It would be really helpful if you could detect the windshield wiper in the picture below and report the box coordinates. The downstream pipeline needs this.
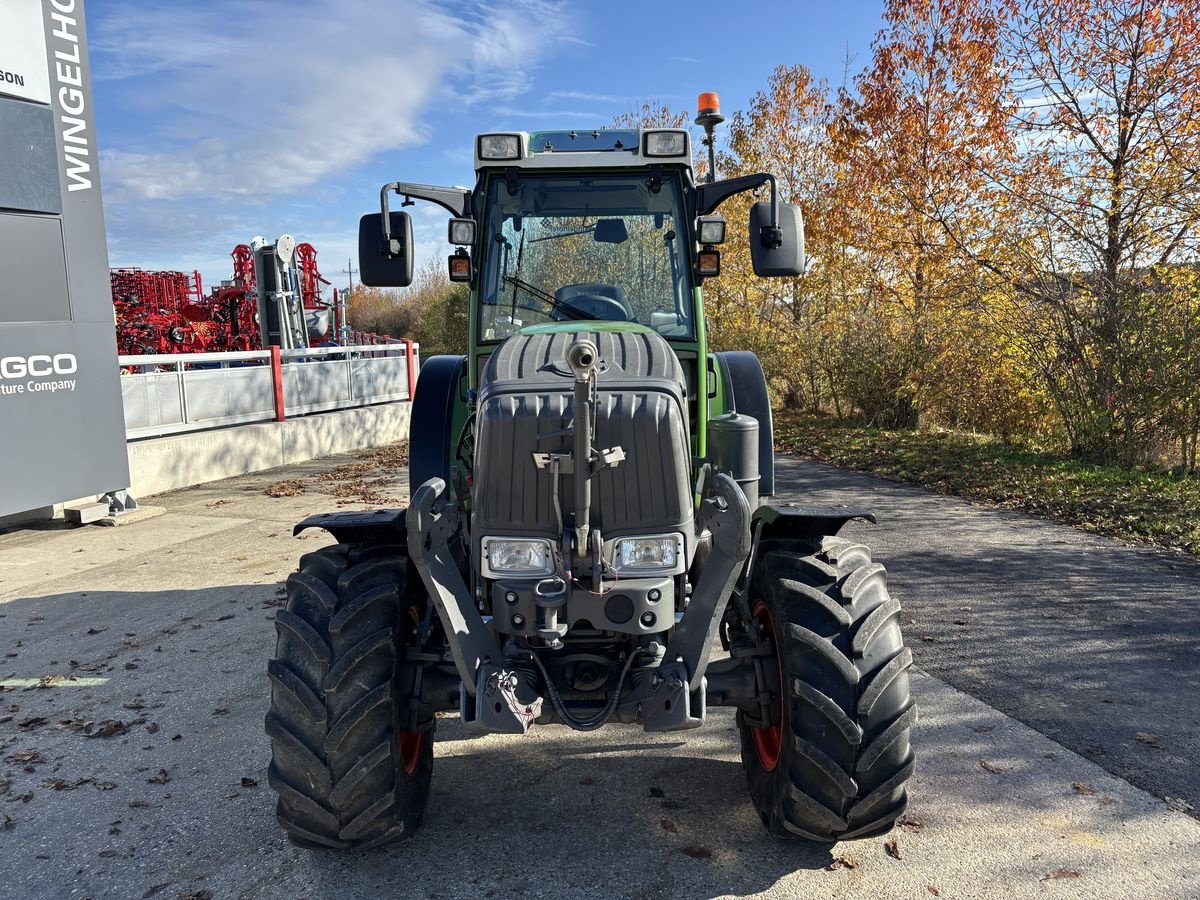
[502,275,597,321]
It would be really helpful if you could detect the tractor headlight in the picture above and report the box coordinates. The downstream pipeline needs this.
[483,537,553,577]
[477,133,522,161]
[643,130,688,158]
[613,534,683,574]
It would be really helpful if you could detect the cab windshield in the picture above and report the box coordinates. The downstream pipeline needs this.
[478,172,694,342]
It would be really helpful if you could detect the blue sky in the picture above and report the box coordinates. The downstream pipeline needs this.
[88,0,885,294]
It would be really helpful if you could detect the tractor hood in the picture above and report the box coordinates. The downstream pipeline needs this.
[471,328,693,543]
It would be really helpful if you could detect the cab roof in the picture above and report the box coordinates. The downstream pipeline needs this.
[473,128,692,172]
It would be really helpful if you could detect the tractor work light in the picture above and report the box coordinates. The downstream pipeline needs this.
[448,251,472,282]
[448,218,476,245]
[697,249,721,277]
[614,535,683,574]
[697,216,727,245]
[483,537,554,577]
[643,130,688,158]
[478,133,522,160]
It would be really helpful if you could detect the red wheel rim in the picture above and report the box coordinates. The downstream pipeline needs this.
[750,600,783,772]
[398,731,424,776]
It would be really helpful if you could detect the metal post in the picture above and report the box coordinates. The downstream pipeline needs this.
[270,346,286,422]
[401,338,417,399]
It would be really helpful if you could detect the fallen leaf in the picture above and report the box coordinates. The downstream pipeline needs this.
[1041,869,1081,881]
[827,855,859,871]
[17,717,48,730]
[87,627,106,635]
[146,723,160,734]
[141,884,171,899]
[1,814,12,830]
[952,619,969,626]
[1135,732,1160,747]
[86,720,130,738]
[147,769,170,785]
[897,814,923,832]
[648,786,665,798]
[178,891,213,900]
[211,708,229,716]
[4,750,45,766]
[240,777,257,788]
[1071,782,1095,796]
[884,837,902,859]
[265,480,305,498]
[578,777,594,785]
[215,615,234,622]
[980,760,1004,774]
[679,845,712,860]
[927,887,941,897]
[94,781,117,791]
[660,819,678,833]
[128,800,152,809]
[43,777,88,791]
[205,499,232,508]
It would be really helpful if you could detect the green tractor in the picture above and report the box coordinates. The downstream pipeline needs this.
[265,99,915,849]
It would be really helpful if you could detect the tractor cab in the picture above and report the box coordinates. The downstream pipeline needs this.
[358,119,804,477]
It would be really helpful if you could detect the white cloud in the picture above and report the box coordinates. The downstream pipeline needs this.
[93,0,573,202]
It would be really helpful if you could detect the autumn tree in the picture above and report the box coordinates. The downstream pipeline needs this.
[993,0,1200,463]
[835,0,1017,427]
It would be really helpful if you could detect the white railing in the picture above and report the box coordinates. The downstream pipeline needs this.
[119,342,418,440]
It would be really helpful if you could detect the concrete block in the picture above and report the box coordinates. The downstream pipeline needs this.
[63,501,110,525]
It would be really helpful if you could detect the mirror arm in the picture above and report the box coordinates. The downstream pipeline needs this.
[379,182,472,255]
[695,173,781,249]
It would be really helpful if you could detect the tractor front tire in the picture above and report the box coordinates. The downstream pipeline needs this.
[739,537,916,842]
[266,544,433,849]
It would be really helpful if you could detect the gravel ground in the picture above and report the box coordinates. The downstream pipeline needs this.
[0,450,1197,899]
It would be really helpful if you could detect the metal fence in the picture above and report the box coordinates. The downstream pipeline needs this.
[119,343,418,440]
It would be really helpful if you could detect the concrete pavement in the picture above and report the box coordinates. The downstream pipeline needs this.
[0,449,1197,899]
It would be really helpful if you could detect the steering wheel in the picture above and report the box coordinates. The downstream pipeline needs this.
[550,293,630,322]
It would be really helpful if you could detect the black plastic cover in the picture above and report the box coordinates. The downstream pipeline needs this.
[472,328,693,540]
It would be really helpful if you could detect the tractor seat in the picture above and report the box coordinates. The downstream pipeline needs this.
[555,282,634,321]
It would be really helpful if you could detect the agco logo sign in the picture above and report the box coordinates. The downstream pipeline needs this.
[0,354,79,396]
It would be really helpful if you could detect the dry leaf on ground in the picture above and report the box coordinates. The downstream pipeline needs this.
[264,480,305,498]
[1041,869,1081,881]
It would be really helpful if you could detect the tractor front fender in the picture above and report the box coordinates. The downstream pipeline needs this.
[751,503,877,544]
[292,507,407,544]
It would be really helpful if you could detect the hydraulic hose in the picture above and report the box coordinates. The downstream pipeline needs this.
[528,647,640,732]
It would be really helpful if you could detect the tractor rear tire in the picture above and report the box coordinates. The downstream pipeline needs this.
[266,543,433,849]
[739,537,916,842]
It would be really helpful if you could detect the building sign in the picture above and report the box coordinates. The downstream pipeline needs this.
[0,0,51,104]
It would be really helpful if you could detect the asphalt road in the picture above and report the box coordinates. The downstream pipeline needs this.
[773,457,1200,818]
[0,450,1197,899]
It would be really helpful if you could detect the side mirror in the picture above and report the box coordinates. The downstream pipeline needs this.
[358,211,414,287]
[749,201,805,277]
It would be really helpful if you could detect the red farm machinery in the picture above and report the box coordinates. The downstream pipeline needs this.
[112,237,393,357]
